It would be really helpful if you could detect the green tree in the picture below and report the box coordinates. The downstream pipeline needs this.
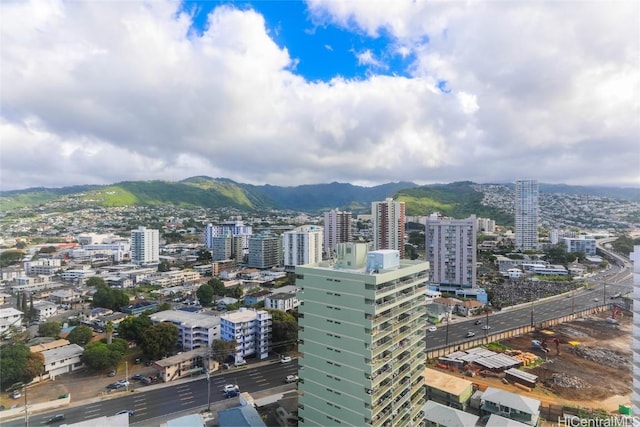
[196,283,215,306]
[0,342,33,390]
[266,309,298,353]
[141,322,179,360]
[105,321,114,345]
[82,342,113,370]
[86,277,107,287]
[210,339,237,364]
[67,325,93,346]
[25,351,45,380]
[38,321,62,338]
[92,284,131,311]
[157,302,171,311]
[230,285,244,299]
[117,314,152,342]
[0,250,25,268]
[21,292,28,314]
[207,278,226,295]
[197,249,212,262]
[157,261,171,272]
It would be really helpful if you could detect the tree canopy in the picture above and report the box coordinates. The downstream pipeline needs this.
[92,284,130,311]
[141,322,179,360]
[86,276,107,287]
[196,283,215,306]
[117,314,152,342]
[0,342,43,390]
[38,321,62,338]
[67,325,93,346]
[210,339,237,363]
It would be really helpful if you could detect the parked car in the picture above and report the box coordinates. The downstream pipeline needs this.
[280,356,292,364]
[116,409,135,417]
[10,390,21,399]
[427,326,437,332]
[46,414,65,424]
[115,380,129,387]
[223,384,239,393]
[285,375,299,383]
[234,360,247,367]
[131,374,145,381]
[108,370,117,377]
[106,382,125,390]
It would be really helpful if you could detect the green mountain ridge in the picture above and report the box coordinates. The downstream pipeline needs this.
[1,177,638,227]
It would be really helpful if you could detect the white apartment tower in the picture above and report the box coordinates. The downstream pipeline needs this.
[297,243,428,427]
[372,198,406,258]
[323,208,353,257]
[130,226,159,266]
[247,232,282,269]
[425,213,477,290]
[515,179,539,251]
[283,225,323,271]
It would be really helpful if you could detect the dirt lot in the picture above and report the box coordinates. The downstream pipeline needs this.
[431,308,632,413]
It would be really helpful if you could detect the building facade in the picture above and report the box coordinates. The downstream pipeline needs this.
[130,226,160,266]
[562,236,597,256]
[515,180,539,251]
[323,208,353,257]
[297,243,428,427]
[283,225,323,271]
[150,310,221,351]
[247,232,282,269]
[372,198,406,258]
[631,245,640,416]
[220,308,272,363]
[425,213,477,290]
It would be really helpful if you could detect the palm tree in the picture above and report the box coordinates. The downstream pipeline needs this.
[105,321,114,345]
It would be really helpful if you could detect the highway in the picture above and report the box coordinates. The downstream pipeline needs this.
[4,361,299,427]
[427,250,633,351]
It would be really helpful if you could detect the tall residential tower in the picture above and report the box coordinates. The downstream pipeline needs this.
[283,225,323,271]
[323,208,353,257]
[130,226,159,266]
[425,213,477,291]
[297,243,428,426]
[372,198,406,258]
[515,179,539,251]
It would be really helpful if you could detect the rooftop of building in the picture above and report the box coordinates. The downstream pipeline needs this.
[423,368,473,396]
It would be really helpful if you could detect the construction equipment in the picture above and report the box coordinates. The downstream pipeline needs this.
[531,337,560,355]
[606,306,622,324]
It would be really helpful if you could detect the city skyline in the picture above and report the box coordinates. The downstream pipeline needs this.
[1,1,638,191]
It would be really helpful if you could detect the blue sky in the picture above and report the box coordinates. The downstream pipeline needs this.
[0,1,638,190]
[183,1,414,81]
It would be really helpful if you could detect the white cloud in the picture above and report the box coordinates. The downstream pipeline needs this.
[0,0,638,191]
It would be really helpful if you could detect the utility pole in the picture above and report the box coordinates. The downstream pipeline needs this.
[125,361,129,392]
[207,348,212,412]
[24,384,28,427]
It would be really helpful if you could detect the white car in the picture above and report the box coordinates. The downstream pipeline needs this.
[427,326,437,332]
[115,380,130,387]
[223,384,239,393]
[280,356,292,364]
[285,375,299,383]
[482,325,491,330]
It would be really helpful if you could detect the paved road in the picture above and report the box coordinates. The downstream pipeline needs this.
[3,361,299,426]
[426,260,633,350]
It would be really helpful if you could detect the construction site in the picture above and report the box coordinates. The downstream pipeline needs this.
[429,303,632,419]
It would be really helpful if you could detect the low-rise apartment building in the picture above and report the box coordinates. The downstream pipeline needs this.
[150,310,221,351]
[220,308,271,364]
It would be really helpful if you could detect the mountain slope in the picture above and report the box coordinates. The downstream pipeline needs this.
[397,181,514,224]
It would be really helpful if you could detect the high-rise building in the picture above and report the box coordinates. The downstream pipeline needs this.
[282,225,323,271]
[515,179,539,251]
[204,221,252,258]
[372,198,406,258]
[631,245,640,416]
[210,233,246,263]
[247,231,282,269]
[297,243,428,427]
[323,208,353,257]
[425,213,477,290]
[130,226,159,266]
